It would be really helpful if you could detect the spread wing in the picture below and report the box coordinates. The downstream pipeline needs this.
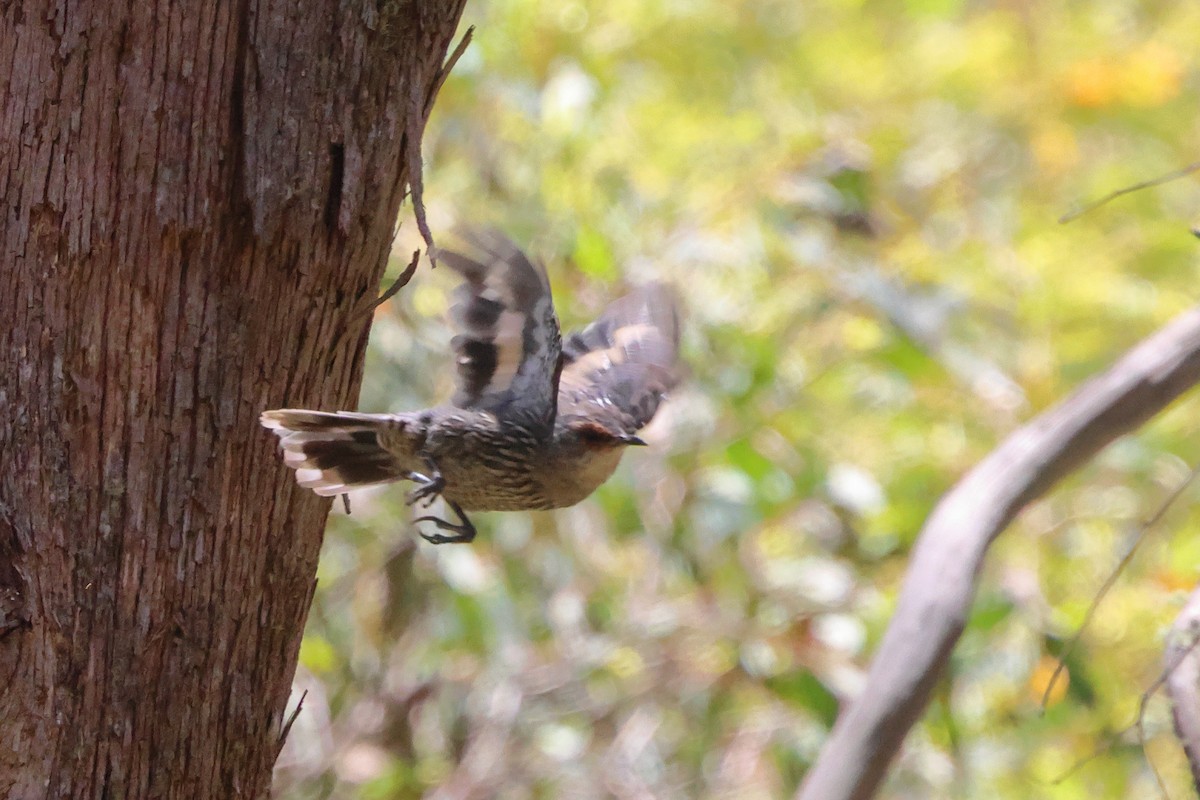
[434,229,562,422]
[556,283,682,436]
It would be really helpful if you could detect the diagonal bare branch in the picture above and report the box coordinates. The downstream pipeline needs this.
[797,306,1200,800]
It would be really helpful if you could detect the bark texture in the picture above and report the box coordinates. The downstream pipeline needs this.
[0,1,466,797]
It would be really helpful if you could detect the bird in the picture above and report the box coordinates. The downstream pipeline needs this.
[261,229,681,544]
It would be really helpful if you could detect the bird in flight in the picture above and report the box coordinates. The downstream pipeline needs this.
[261,229,681,544]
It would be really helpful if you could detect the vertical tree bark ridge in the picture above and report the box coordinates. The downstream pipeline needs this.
[0,2,467,797]
[796,307,1200,800]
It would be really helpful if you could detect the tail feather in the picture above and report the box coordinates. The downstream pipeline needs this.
[261,409,415,496]
[283,438,382,469]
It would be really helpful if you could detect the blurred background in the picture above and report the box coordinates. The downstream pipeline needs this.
[276,1,1200,797]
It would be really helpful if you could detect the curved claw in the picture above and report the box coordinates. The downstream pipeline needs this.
[413,500,476,545]
[405,469,445,508]
[418,529,466,545]
[406,483,441,508]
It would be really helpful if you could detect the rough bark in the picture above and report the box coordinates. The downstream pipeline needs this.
[796,307,1200,800]
[0,2,466,797]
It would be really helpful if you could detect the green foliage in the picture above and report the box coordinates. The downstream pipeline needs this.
[276,1,1200,798]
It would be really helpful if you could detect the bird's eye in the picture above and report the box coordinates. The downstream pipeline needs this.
[574,424,616,445]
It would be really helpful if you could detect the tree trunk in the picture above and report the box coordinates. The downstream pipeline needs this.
[0,2,466,796]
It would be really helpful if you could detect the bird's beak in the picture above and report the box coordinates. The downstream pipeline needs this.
[623,435,648,447]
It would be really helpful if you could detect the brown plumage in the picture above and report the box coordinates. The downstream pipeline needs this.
[261,229,681,544]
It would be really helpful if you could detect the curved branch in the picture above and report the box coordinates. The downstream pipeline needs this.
[797,306,1200,800]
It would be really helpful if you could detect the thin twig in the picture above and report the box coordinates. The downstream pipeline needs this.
[425,25,474,117]
[1051,735,1125,784]
[1041,463,1200,708]
[1166,585,1200,790]
[1136,641,1196,800]
[1049,631,1200,787]
[1060,161,1200,224]
[405,25,472,266]
[276,688,309,756]
[351,249,421,327]
[405,81,436,261]
[1140,630,1200,736]
[332,249,421,355]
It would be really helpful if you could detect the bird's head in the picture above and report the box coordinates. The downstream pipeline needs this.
[563,420,647,451]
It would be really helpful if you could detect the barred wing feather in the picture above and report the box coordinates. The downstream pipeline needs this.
[435,229,562,424]
[557,283,682,436]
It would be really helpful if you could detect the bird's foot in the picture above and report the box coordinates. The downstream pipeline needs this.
[415,500,476,545]
[405,469,444,508]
